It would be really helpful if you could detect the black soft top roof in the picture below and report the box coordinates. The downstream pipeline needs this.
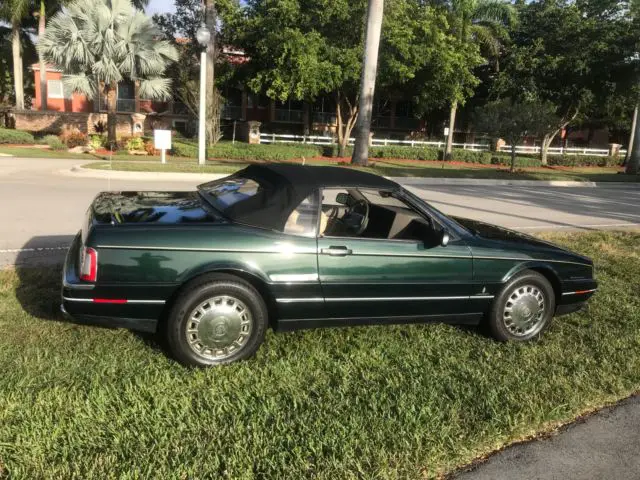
[198,164,398,231]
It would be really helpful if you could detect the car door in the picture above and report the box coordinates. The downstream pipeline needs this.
[317,188,475,321]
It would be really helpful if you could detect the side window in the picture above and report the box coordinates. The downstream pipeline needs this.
[283,192,320,237]
[320,187,440,243]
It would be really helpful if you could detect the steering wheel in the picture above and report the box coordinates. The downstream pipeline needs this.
[339,199,369,236]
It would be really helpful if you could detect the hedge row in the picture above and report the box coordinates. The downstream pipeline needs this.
[322,144,623,168]
[0,128,35,145]
[172,141,323,161]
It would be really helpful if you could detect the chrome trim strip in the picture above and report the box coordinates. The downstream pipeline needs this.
[277,295,494,303]
[562,288,597,296]
[270,273,319,282]
[128,299,166,304]
[62,296,92,303]
[276,297,324,303]
[95,245,316,254]
[326,296,470,302]
[62,297,165,304]
[472,256,593,267]
[63,279,95,290]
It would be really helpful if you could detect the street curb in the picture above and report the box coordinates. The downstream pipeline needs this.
[64,164,226,182]
[64,164,637,188]
[388,177,636,188]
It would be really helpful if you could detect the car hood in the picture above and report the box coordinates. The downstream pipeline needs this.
[90,191,223,225]
[452,216,592,264]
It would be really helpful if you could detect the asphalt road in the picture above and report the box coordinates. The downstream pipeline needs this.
[454,394,640,480]
[1,156,639,266]
[1,156,639,478]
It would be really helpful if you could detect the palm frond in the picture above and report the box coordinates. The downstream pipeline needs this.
[470,24,501,58]
[138,77,172,100]
[62,73,98,96]
[473,0,516,27]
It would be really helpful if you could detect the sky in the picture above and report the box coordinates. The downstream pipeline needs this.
[146,0,176,15]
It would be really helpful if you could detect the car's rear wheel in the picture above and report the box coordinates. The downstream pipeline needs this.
[165,274,268,367]
[488,270,555,342]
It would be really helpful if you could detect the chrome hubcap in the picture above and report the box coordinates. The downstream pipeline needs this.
[503,285,546,337]
[185,296,252,360]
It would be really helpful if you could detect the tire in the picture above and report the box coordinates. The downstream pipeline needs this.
[488,270,556,342]
[165,273,268,367]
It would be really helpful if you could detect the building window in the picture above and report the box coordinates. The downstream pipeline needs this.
[47,80,64,99]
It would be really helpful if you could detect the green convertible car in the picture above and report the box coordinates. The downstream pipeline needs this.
[62,164,597,367]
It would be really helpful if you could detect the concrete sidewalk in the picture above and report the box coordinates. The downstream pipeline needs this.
[455,394,640,480]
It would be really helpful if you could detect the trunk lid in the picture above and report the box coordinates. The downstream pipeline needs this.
[86,191,222,232]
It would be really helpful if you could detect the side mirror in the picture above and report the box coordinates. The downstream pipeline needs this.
[441,231,450,247]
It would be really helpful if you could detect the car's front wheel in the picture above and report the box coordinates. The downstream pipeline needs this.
[165,274,268,367]
[488,270,556,342]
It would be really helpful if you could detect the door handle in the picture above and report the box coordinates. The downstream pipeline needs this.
[321,246,352,256]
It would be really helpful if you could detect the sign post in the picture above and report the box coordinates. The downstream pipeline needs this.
[154,129,172,164]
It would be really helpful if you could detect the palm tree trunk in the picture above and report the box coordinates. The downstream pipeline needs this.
[107,82,117,148]
[510,144,516,173]
[205,0,216,145]
[38,0,47,110]
[351,0,384,166]
[445,100,457,160]
[11,18,24,110]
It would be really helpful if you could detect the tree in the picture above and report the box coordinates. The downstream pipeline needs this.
[0,0,35,110]
[494,0,636,165]
[239,0,454,157]
[474,98,557,172]
[39,0,178,146]
[154,0,239,144]
[0,23,36,108]
[443,0,516,160]
[351,0,384,166]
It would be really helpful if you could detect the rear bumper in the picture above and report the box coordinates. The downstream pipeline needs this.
[61,232,160,333]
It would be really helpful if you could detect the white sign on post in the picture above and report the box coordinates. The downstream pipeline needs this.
[443,127,450,136]
[154,129,172,164]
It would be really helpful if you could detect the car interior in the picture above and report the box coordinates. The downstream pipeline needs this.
[283,188,446,247]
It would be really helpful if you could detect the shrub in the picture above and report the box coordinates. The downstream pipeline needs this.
[59,130,88,148]
[0,128,35,145]
[89,134,107,150]
[125,136,145,151]
[547,154,622,168]
[171,140,322,161]
[144,139,158,156]
[322,144,442,160]
[450,149,492,164]
[43,135,66,151]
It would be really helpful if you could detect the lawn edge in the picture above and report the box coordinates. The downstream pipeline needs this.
[441,389,640,479]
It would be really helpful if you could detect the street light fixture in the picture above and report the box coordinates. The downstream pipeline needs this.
[196,24,211,166]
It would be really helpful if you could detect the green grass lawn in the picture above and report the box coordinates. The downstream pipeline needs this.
[1,231,639,479]
[83,158,639,182]
[2,145,638,182]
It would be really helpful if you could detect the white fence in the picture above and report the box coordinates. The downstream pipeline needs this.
[259,133,626,157]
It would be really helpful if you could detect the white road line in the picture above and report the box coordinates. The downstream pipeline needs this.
[0,246,69,253]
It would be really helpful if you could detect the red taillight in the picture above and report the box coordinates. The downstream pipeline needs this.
[80,247,98,282]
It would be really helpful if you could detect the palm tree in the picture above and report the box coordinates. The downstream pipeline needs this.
[0,0,33,110]
[444,0,515,159]
[36,1,148,108]
[38,0,178,146]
